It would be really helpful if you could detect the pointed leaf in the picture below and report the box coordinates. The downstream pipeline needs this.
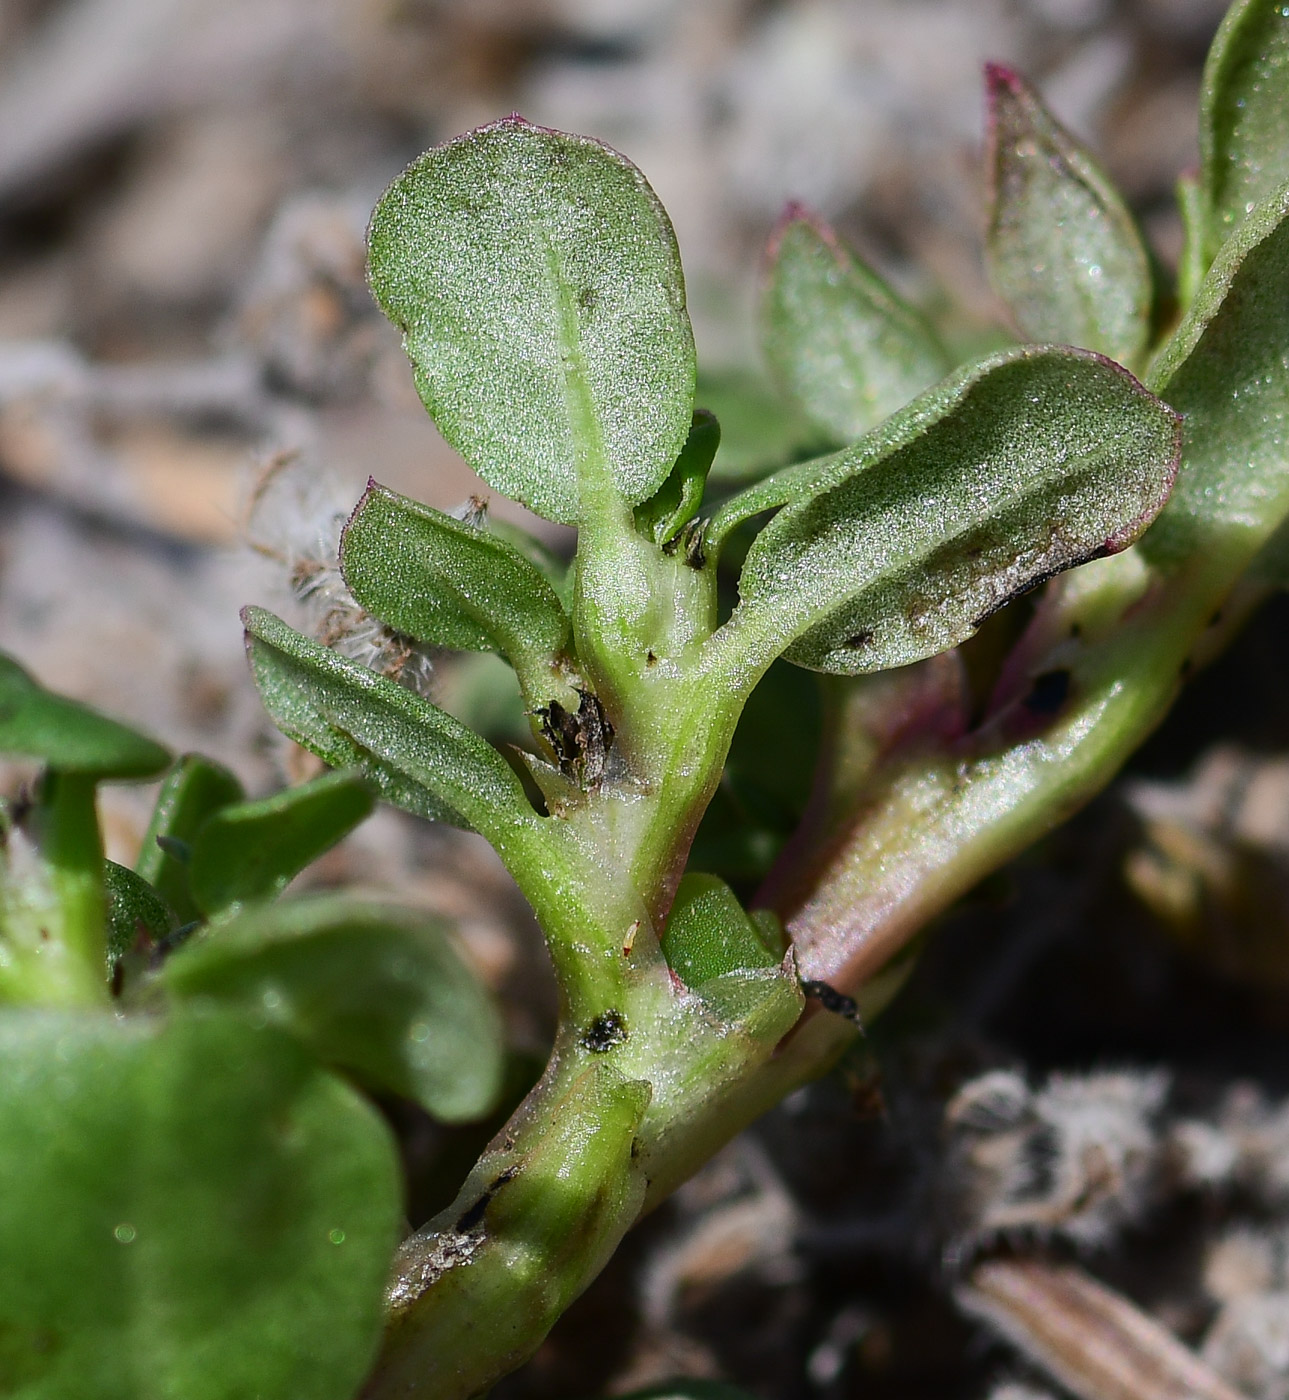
[136,754,244,923]
[0,1007,400,1400]
[368,115,696,525]
[188,770,374,917]
[729,346,1180,676]
[984,64,1153,367]
[1144,181,1289,564]
[1199,0,1289,258]
[164,896,505,1121]
[104,860,176,972]
[634,409,720,546]
[0,652,169,779]
[661,872,780,987]
[243,607,539,841]
[340,481,573,702]
[762,206,950,442]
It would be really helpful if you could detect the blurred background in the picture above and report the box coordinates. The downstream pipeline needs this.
[13,4,1289,1398]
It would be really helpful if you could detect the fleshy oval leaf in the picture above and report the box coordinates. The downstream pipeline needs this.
[731,346,1181,676]
[762,206,950,443]
[660,872,780,988]
[188,769,375,918]
[1144,180,1289,565]
[1199,0,1289,259]
[164,896,505,1122]
[368,115,696,525]
[0,1007,400,1400]
[0,653,169,780]
[242,607,539,842]
[340,481,573,703]
[985,64,1153,367]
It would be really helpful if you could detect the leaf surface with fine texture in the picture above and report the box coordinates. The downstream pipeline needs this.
[722,346,1180,677]
[242,607,539,843]
[368,116,695,525]
[1199,0,1289,259]
[763,206,950,443]
[985,64,1152,367]
[341,481,572,703]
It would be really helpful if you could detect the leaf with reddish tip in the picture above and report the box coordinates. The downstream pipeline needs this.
[721,345,1180,678]
[368,116,695,526]
[1199,0,1289,260]
[761,206,950,443]
[984,64,1153,368]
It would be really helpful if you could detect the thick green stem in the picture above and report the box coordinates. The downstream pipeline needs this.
[0,772,110,1007]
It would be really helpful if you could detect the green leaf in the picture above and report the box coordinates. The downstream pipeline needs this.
[0,1007,400,1400]
[0,652,169,779]
[1199,0,1289,259]
[1177,170,1208,312]
[661,873,780,987]
[984,64,1153,367]
[164,896,505,1121]
[188,770,374,917]
[243,607,539,840]
[340,480,573,702]
[136,754,245,923]
[762,205,950,443]
[104,860,176,971]
[368,115,696,526]
[634,409,720,546]
[1144,181,1289,565]
[696,368,825,485]
[724,345,1180,677]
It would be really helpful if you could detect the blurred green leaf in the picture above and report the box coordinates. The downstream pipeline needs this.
[0,653,169,780]
[165,896,505,1121]
[697,368,824,485]
[243,607,539,840]
[341,481,573,703]
[661,873,780,987]
[136,755,244,923]
[634,409,720,546]
[368,116,695,525]
[762,205,950,442]
[984,64,1153,366]
[719,346,1180,676]
[0,1007,400,1400]
[188,769,373,917]
[1144,182,1289,565]
[1199,0,1289,259]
